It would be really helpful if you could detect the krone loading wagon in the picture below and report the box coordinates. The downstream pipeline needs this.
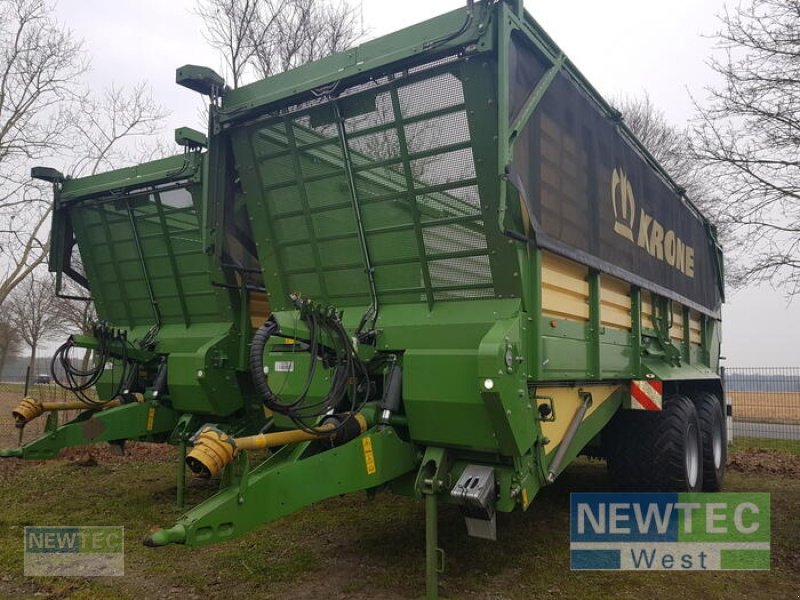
[7,1,725,597]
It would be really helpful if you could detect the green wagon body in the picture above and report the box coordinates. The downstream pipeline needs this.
[4,2,724,596]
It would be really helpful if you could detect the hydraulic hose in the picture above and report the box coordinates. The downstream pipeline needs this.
[249,306,370,436]
[51,332,132,406]
[249,319,281,409]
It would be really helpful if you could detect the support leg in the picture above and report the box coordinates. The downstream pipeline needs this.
[425,492,439,600]
[176,438,187,510]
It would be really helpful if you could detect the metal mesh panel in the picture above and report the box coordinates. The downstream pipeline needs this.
[424,184,481,213]
[429,256,493,299]
[396,72,465,118]
[423,222,486,256]
[347,128,401,162]
[72,188,221,327]
[411,148,477,188]
[404,111,471,152]
[243,57,494,306]
[343,92,395,135]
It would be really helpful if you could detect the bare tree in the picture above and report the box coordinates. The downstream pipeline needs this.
[70,83,169,178]
[0,312,21,380]
[58,262,96,336]
[615,94,713,217]
[194,0,274,89]
[0,0,168,310]
[252,0,361,78]
[693,0,799,294]
[616,96,692,184]
[8,273,68,388]
[0,0,85,307]
[195,0,362,88]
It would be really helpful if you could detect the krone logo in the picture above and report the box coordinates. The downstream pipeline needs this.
[610,167,695,278]
[611,168,636,242]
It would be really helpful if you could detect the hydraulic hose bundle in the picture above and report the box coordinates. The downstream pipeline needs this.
[50,326,135,407]
[249,296,370,436]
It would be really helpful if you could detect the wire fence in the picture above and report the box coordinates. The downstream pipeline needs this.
[724,366,800,451]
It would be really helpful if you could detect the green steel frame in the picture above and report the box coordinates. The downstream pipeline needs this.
[3,152,269,507]
[3,2,724,598]
[147,5,721,598]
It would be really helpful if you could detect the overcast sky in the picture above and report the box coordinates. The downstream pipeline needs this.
[53,0,799,368]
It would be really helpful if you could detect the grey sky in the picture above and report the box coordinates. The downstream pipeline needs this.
[52,0,799,367]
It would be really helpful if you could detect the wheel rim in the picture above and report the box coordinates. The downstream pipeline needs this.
[686,423,700,488]
[712,416,723,470]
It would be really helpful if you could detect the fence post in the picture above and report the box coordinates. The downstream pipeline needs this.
[721,366,733,445]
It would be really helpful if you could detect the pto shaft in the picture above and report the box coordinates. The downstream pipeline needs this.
[186,413,368,478]
[11,397,122,427]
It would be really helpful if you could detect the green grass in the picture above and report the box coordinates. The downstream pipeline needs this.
[0,453,797,599]
[731,436,800,455]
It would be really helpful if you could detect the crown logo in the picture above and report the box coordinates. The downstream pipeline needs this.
[611,167,636,242]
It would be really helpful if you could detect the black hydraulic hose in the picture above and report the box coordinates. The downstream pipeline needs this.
[249,317,333,419]
[249,312,370,436]
[249,319,281,408]
[51,331,130,406]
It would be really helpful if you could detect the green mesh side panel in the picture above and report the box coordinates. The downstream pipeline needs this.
[232,57,494,312]
[71,185,226,328]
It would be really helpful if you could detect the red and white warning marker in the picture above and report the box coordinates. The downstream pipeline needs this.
[628,379,663,411]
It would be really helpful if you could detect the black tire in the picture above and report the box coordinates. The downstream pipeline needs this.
[606,395,703,492]
[646,395,703,492]
[692,391,726,491]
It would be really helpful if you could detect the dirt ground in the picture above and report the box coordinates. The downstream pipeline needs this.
[727,446,800,476]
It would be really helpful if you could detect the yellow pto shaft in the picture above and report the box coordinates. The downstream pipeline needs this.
[186,413,368,478]
[11,397,122,427]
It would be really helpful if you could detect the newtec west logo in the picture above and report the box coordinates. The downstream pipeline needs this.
[611,167,695,278]
[24,526,124,576]
[570,493,770,571]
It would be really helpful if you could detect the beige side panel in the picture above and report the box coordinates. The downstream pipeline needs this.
[600,276,631,331]
[641,291,654,330]
[537,385,622,454]
[640,292,703,346]
[541,251,589,321]
[669,302,684,342]
[689,310,703,345]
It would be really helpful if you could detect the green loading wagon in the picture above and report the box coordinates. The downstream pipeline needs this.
[3,2,725,597]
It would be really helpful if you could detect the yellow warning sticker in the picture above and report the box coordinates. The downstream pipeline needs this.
[362,436,376,475]
[146,407,156,432]
[521,488,529,509]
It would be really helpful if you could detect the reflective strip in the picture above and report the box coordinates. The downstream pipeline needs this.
[630,380,662,411]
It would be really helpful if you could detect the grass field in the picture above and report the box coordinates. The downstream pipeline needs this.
[0,388,798,598]
[728,391,800,424]
[732,436,800,456]
[0,444,797,599]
